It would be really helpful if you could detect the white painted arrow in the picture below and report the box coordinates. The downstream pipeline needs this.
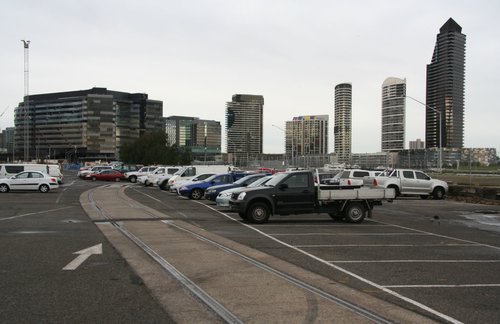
[62,243,102,271]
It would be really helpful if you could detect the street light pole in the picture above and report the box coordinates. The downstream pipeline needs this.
[404,95,442,172]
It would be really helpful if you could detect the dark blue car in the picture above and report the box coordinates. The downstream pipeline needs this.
[204,173,270,201]
[178,172,248,200]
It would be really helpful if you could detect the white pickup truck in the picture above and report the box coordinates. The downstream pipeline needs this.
[363,169,448,200]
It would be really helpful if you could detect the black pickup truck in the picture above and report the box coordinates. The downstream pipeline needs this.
[229,170,395,224]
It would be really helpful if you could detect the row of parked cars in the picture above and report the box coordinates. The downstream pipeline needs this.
[78,163,449,201]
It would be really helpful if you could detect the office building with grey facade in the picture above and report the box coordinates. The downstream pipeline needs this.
[165,116,221,161]
[13,87,163,161]
[225,94,264,166]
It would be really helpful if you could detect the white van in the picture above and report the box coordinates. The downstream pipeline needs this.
[157,165,234,190]
[0,163,64,184]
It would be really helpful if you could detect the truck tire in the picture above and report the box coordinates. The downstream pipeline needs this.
[159,181,167,190]
[433,187,445,200]
[247,202,270,224]
[129,175,137,183]
[344,202,366,223]
[191,188,204,200]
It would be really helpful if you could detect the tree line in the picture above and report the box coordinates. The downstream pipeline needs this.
[120,131,192,165]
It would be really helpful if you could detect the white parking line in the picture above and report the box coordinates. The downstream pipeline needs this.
[372,220,500,251]
[331,260,500,263]
[296,243,479,247]
[385,284,500,288]
[270,232,428,236]
[195,201,462,324]
[0,206,72,221]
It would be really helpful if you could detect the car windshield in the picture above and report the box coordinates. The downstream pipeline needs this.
[248,176,272,187]
[204,174,220,182]
[233,175,257,185]
[265,172,289,187]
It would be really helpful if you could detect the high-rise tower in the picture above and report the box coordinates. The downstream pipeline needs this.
[334,83,352,163]
[426,18,466,149]
[225,94,264,165]
[381,77,406,152]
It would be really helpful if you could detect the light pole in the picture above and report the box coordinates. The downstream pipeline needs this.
[272,124,293,167]
[403,95,442,172]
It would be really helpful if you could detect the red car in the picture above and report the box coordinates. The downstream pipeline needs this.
[85,169,126,182]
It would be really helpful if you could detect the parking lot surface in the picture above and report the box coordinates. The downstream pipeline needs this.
[1,171,499,323]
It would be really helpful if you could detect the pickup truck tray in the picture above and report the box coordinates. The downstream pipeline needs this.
[318,187,395,201]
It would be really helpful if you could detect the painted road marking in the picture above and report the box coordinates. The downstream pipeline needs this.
[62,243,102,271]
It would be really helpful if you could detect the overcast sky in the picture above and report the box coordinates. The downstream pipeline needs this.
[1,0,499,154]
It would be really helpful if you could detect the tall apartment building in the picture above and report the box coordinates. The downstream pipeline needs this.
[165,116,221,160]
[426,18,466,149]
[285,115,328,159]
[381,77,406,152]
[334,83,352,163]
[225,94,264,165]
[13,87,163,161]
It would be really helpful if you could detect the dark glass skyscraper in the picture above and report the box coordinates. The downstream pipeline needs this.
[426,18,466,149]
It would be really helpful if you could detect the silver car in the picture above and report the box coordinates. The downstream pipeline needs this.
[216,175,273,208]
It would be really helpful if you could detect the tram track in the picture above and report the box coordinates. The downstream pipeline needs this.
[81,184,433,323]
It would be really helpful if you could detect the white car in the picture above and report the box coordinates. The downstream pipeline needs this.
[0,171,59,193]
[124,166,158,183]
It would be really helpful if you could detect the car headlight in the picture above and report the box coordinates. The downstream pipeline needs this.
[206,189,215,194]
[219,192,231,197]
[237,192,247,200]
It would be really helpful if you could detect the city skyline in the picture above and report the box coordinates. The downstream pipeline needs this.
[1,1,499,154]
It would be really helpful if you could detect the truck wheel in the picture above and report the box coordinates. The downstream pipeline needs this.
[191,188,204,200]
[247,202,270,224]
[129,175,137,183]
[433,187,445,200]
[344,202,366,223]
[159,182,167,190]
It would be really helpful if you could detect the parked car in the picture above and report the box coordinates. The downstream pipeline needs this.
[124,166,158,183]
[178,172,247,200]
[204,173,268,201]
[85,169,126,182]
[216,175,273,208]
[168,173,215,193]
[157,165,233,191]
[0,163,64,184]
[325,169,381,187]
[0,171,59,193]
[78,165,113,179]
[364,168,448,199]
